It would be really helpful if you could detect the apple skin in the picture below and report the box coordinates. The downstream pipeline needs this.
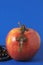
[6,28,40,61]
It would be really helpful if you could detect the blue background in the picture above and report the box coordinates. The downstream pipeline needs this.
[0,0,43,65]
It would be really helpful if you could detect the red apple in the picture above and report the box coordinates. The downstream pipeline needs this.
[6,25,40,61]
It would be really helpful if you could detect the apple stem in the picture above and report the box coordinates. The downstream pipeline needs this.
[16,22,28,52]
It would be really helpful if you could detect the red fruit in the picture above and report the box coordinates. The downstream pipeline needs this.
[6,24,40,61]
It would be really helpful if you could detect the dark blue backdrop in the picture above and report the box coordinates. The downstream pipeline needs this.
[0,0,43,65]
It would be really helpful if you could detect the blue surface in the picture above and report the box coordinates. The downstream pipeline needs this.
[0,0,43,65]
